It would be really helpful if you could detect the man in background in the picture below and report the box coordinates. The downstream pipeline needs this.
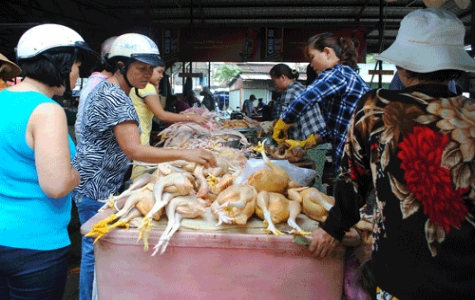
[241,94,257,116]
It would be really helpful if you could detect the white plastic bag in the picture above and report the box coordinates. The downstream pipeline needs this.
[234,158,317,187]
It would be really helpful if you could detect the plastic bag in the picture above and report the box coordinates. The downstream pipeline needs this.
[234,158,317,187]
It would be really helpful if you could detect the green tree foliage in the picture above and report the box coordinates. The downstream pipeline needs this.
[213,65,242,83]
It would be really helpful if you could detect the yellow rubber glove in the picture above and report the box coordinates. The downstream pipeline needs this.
[285,134,317,150]
[272,119,294,144]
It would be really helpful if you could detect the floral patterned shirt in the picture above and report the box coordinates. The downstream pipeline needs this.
[323,84,475,299]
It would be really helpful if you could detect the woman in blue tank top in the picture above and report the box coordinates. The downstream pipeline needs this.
[0,24,98,300]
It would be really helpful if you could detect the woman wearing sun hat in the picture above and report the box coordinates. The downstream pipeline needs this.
[0,53,21,89]
[308,8,475,299]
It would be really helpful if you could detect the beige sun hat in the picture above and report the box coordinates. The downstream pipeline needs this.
[0,53,21,81]
[374,8,475,73]
[423,0,471,10]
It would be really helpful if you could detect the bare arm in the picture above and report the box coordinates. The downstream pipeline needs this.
[29,103,80,198]
[144,95,208,126]
[114,121,217,168]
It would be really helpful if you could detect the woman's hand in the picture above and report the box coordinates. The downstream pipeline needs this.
[308,227,340,259]
[272,119,293,144]
[181,148,217,169]
[285,134,317,150]
[190,114,208,126]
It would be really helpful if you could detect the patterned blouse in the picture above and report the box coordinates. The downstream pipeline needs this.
[72,81,140,200]
[323,85,475,299]
[281,64,370,172]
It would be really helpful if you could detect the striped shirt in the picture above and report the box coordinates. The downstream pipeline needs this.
[72,81,139,200]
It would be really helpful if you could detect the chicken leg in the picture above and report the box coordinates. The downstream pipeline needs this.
[246,148,290,194]
[137,173,194,250]
[97,172,156,213]
[87,185,156,241]
[210,184,257,226]
[85,206,144,244]
[256,191,309,236]
[288,187,334,223]
[151,195,206,256]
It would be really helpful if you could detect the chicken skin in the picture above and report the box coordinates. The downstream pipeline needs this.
[255,190,309,236]
[287,187,334,223]
[210,184,257,226]
[246,150,290,194]
[137,172,195,250]
[152,195,207,256]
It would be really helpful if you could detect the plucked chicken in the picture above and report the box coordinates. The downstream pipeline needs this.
[85,182,163,243]
[255,190,309,236]
[266,144,307,163]
[287,187,334,222]
[97,172,156,213]
[137,172,194,250]
[210,184,257,226]
[85,207,143,244]
[246,150,290,194]
[152,195,207,256]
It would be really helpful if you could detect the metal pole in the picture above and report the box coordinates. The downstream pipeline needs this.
[378,0,384,88]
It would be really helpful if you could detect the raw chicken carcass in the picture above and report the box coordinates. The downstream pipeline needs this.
[86,181,164,243]
[266,144,307,163]
[151,195,207,256]
[210,184,257,226]
[194,165,210,201]
[214,146,247,169]
[137,172,194,250]
[246,150,290,194]
[97,172,156,213]
[287,187,334,223]
[209,172,236,195]
[255,190,309,236]
[85,207,143,243]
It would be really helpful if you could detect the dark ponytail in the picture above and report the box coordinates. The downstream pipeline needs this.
[305,32,360,72]
[269,63,299,80]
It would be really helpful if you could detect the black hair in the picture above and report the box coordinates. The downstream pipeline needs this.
[399,67,463,83]
[269,63,299,80]
[107,56,128,73]
[89,56,117,74]
[108,56,137,87]
[19,52,79,87]
[165,94,177,112]
[305,32,360,72]
[306,64,317,86]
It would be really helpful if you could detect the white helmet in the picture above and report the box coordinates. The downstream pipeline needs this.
[16,24,97,62]
[100,36,118,60]
[108,33,165,67]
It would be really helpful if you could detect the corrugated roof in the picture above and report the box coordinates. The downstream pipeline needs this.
[0,0,472,62]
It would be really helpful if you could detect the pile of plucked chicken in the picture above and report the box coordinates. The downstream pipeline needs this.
[86,107,372,256]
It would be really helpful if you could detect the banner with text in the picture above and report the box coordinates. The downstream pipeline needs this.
[156,27,367,63]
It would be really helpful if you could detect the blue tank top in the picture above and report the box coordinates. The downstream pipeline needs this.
[0,89,75,250]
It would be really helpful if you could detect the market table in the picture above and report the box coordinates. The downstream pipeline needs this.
[82,203,346,300]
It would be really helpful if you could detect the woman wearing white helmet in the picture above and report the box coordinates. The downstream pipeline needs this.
[71,33,216,300]
[0,24,98,300]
